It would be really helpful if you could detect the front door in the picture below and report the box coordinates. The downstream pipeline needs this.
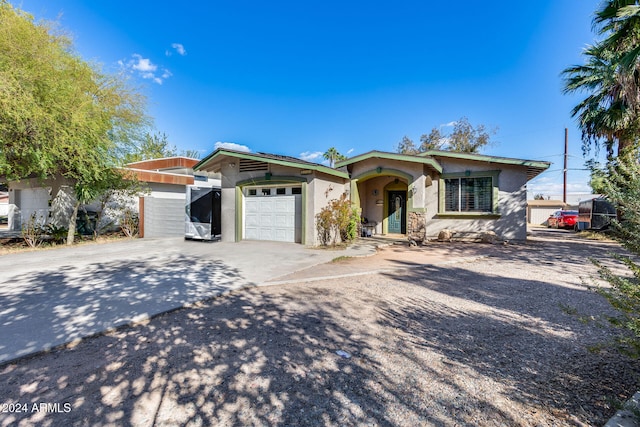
[387,191,406,234]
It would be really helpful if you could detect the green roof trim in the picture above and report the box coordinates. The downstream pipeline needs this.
[420,150,550,180]
[335,150,442,173]
[420,150,550,169]
[194,149,349,179]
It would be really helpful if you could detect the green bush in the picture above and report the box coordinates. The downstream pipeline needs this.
[44,224,69,244]
[594,149,640,357]
[316,193,359,246]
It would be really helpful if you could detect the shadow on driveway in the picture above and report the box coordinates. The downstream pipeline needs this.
[0,234,638,426]
[0,254,246,364]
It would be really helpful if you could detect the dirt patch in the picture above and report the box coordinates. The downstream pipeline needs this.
[0,234,132,255]
[0,236,638,426]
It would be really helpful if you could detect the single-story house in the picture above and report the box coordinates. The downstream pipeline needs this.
[194,149,550,245]
[6,157,219,237]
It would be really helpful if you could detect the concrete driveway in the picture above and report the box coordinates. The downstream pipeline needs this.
[0,238,376,365]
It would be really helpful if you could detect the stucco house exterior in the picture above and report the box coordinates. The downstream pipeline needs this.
[194,148,550,245]
[6,157,218,238]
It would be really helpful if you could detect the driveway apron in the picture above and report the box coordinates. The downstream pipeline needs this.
[0,238,375,365]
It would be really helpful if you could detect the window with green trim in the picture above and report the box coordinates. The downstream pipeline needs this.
[444,177,492,212]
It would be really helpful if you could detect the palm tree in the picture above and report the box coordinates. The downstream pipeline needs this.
[323,147,346,167]
[563,1,640,157]
[563,44,636,156]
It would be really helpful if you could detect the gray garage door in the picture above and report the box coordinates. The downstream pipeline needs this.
[244,189,301,243]
[143,197,186,238]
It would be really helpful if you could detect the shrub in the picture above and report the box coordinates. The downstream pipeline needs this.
[21,212,46,248]
[119,208,139,238]
[593,148,640,357]
[316,193,359,246]
[44,224,69,244]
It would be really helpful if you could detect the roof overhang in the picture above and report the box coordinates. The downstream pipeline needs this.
[125,157,199,171]
[336,150,442,173]
[421,150,551,180]
[121,168,194,186]
[526,200,568,207]
[195,149,350,179]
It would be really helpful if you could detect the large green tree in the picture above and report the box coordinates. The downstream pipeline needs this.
[0,2,147,243]
[396,136,419,155]
[123,132,201,163]
[446,117,495,153]
[397,117,496,155]
[563,1,640,156]
[124,132,178,163]
[565,1,640,359]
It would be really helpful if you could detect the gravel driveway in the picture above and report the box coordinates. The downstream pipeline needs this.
[1,230,638,426]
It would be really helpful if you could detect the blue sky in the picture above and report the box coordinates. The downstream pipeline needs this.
[16,0,602,199]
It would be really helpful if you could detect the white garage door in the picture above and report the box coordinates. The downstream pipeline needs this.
[244,189,302,243]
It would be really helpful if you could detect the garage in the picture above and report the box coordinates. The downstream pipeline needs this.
[142,194,186,238]
[244,186,302,243]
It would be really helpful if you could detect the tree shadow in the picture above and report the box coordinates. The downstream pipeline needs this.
[376,252,640,425]
[0,254,246,363]
[0,236,637,426]
[0,280,538,427]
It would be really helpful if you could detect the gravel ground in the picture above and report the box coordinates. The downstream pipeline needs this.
[1,231,639,426]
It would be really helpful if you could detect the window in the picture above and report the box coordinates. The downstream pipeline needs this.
[291,187,302,195]
[444,177,492,212]
[261,188,271,196]
[248,189,257,196]
[276,188,286,195]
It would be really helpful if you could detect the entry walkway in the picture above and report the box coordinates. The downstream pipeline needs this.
[0,238,377,364]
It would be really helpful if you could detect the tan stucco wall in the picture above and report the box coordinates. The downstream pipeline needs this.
[426,159,529,240]
[217,162,347,245]
[213,152,533,243]
[308,173,349,244]
[348,158,426,210]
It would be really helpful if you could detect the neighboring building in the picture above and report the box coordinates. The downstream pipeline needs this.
[0,191,8,227]
[526,200,570,226]
[124,157,219,238]
[6,157,219,237]
[194,149,550,245]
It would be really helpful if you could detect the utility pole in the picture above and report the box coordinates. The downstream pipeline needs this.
[563,128,568,204]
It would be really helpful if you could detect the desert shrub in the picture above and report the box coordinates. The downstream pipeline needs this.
[21,212,46,248]
[119,208,139,238]
[44,224,69,244]
[316,193,359,246]
[316,205,334,246]
[593,149,640,357]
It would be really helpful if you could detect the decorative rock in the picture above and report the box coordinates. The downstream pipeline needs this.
[480,231,498,244]
[438,229,455,242]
